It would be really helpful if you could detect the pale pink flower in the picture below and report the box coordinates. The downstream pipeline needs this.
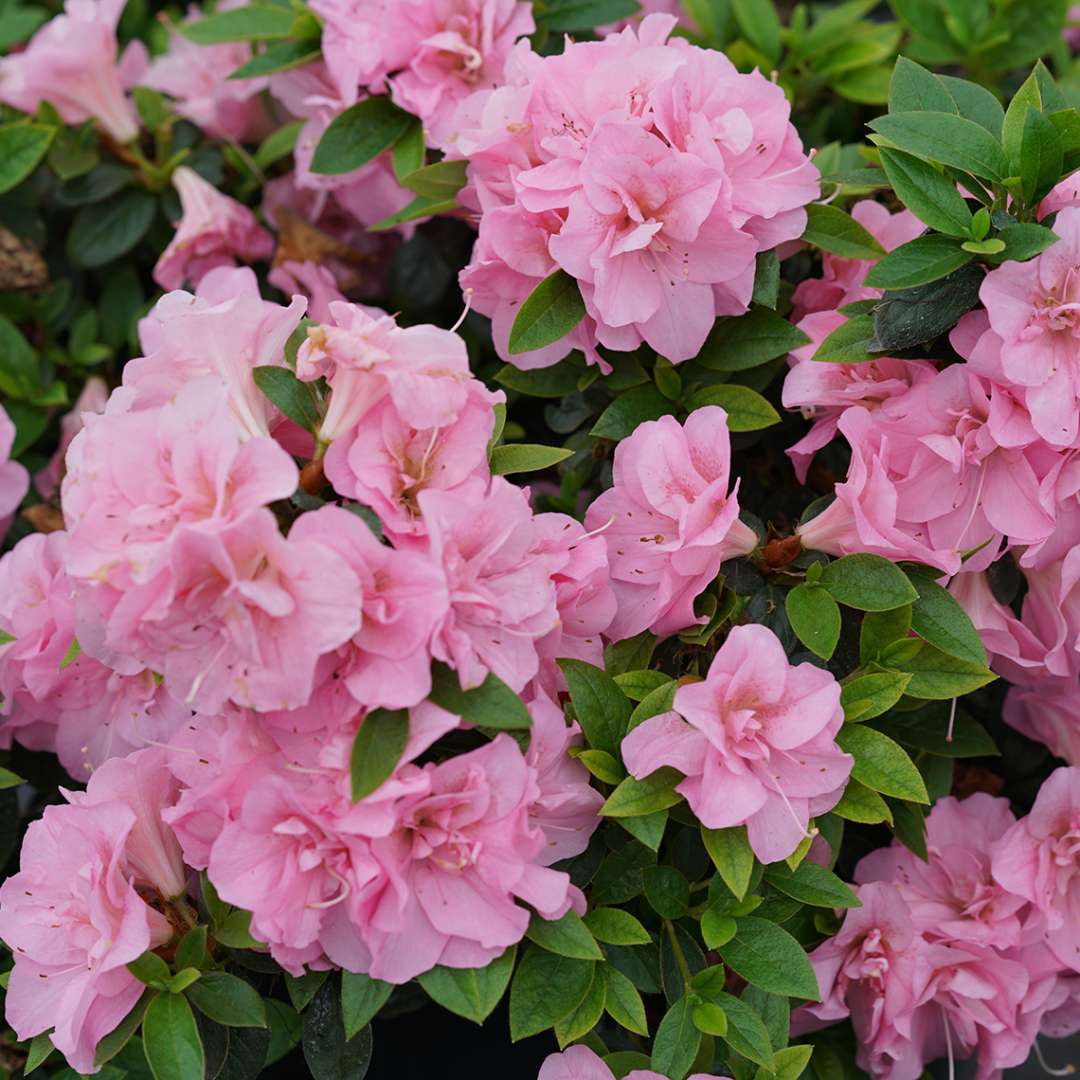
[125,266,307,439]
[268,259,347,323]
[299,301,474,442]
[538,1044,727,1080]
[289,506,448,709]
[583,408,757,641]
[791,201,924,320]
[622,623,851,862]
[0,799,173,1074]
[530,512,617,695]
[993,767,1080,973]
[323,377,501,539]
[139,3,268,141]
[455,14,818,366]
[524,689,602,864]
[418,477,559,691]
[154,166,274,292]
[34,376,107,499]
[1003,685,1080,767]
[0,403,28,537]
[782,311,937,483]
[0,0,140,143]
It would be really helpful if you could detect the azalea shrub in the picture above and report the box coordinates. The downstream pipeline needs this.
[3,0,1080,1079]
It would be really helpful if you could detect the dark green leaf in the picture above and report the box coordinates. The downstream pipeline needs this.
[302,978,372,1080]
[559,658,631,757]
[229,40,319,79]
[311,97,414,176]
[182,6,296,43]
[819,554,919,612]
[802,203,885,259]
[508,270,587,355]
[285,971,331,1013]
[785,584,841,660]
[340,974,393,1040]
[186,973,266,1029]
[553,966,606,1047]
[252,366,320,431]
[701,825,754,900]
[683,385,781,432]
[67,189,156,269]
[591,384,672,439]
[428,662,532,730]
[732,0,781,62]
[539,0,639,31]
[368,193,456,231]
[938,75,1004,136]
[350,708,409,801]
[868,112,1009,181]
[0,124,54,194]
[718,918,820,1000]
[603,966,648,1035]
[24,1032,53,1075]
[142,993,205,1080]
[526,909,603,961]
[584,908,651,946]
[993,223,1059,263]
[715,992,774,1067]
[832,778,893,824]
[811,314,878,365]
[886,704,997,758]
[509,950,594,1040]
[495,361,583,398]
[643,866,690,919]
[763,862,860,909]
[128,951,171,987]
[878,149,972,237]
[888,57,955,114]
[652,996,701,1080]
[254,121,303,169]
[870,263,983,351]
[174,926,207,971]
[898,642,996,700]
[697,308,810,372]
[418,946,516,1024]
[908,574,986,665]
[864,235,973,291]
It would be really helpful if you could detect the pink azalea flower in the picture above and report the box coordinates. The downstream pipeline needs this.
[1003,684,1080,767]
[34,376,107,499]
[0,799,173,1074]
[855,795,1033,950]
[791,201,924,321]
[139,3,268,141]
[524,689,602,864]
[993,766,1080,973]
[417,477,559,691]
[125,266,307,439]
[267,259,347,324]
[978,206,1080,447]
[153,166,274,292]
[0,403,29,538]
[454,14,818,366]
[583,408,757,641]
[538,1044,727,1080]
[289,505,448,709]
[312,0,534,149]
[0,0,140,143]
[323,377,501,539]
[781,311,937,483]
[530,512,617,696]
[298,301,474,442]
[622,623,851,862]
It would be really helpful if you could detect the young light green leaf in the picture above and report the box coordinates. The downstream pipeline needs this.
[508,270,586,355]
[785,584,842,660]
[763,861,861,909]
[601,768,683,818]
[584,907,652,946]
[802,203,886,259]
[683,385,781,432]
[350,707,408,802]
[840,670,912,722]
[417,947,516,1024]
[832,778,893,824]
[898,642,996,700]
[24,1032,54,1075]
[368,193,456,231]
[732,0,781,62]
[836,725,929,803]
[811,314,878,364]
[399,159,468,200]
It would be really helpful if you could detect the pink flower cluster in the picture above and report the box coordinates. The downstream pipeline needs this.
[0,404,29,539]
[798,781,1080,1080]
[455,13,819,368]
[622,623,852,863]
[538,1045,727,1080]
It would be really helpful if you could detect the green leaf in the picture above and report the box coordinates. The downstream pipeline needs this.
[265,999,303,1066]
[390,118,425,181]
[888,57,956,113]
[559,658,631,757]
[527,909,603,961]
[399,159,468,200]
[832,778,893,824]
[128,951,171,988]
[763,862,860,909]
[215,908,263,949]
[761,1044,815,1080]
[0,766,25,790]
[577,749,626,785]
[584,908,651,946]
[908,574,986,665]
[1017,106,1063,206]
[802,203,886,259]
[229,39,319,79]
[819,554,919,612]
[652,996,702,1080]
[811,314,878,365]
[898,642,996,700]
[869,111,1009,182]
[701,910,738,950]
[732,0,781,62]
[619,807,668,851]
[311,97,414,176]
[683,385,781,432]
[368,193,456,231]
[890,799,928,860]
[539,0,639,31]
[785,584,841,660]
[863,609,912,660]
[693,1000,729,1037]
[644,866,690,919]
[702,825,754,900]
[186,972,266,1028]
[878,149,973,237]
[508,270,587,355]
[602,768,683,818]
[993,223,1059,263]
[428,662,532,730]
[68,189,156,269]
[490,443,573,475]
[0,6,48,51]
[252,366,320,432]
[24,1032,54,1075]
[302,978,373,1080]
[96,991,156,1067]
[718,918,820,1000]
[840,671,912,722]
[836,725,929,803]
[418,947,516,1024]
[864,235,973,291]
[181,4,295,42]
[938,75,1004,136]
[697,307,810,371]
[142,992,205,1080]
[714,992,774,1067]
[614,670,673,702]
[174,927,207,971]
[1003,72,1044,166]
[591,384,672,440]
[603,966,648,1036]
[340,973,393,1040]
[350,708,409,801]
[509,950,595,1041]
[553,966,606,1048]
[0,124,53,195]
[886,704,998,758]
[495,361,583,398]
[254,120,304,169]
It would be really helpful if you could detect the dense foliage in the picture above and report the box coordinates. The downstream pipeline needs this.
[1,1,1080,1079]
